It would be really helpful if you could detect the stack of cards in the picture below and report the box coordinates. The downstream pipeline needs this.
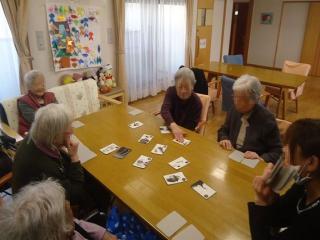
[100,143,120,155]
[173,138,191,146]
[156,211,187,238]
[151,144,167,155]
[266,158,300,192]
[113,147,131,159]
[169,157,190,170]
[133,155,152,169]
[138,134,153,144]
[191,180,216,199]
[228,150,260,168]
[163,172,187,185]
[160,126,171,134]
[128,121,143,129]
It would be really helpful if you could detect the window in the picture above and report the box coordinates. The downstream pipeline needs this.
[125,0,186,102]
[0,3,20,101]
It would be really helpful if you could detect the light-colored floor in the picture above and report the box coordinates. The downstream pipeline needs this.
[130,76,320,142]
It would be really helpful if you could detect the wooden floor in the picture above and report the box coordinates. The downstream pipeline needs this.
[130,76,320,142]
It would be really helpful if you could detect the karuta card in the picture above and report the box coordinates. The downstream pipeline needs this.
[169,157,190,170]
[151,144,167,155]
[163,172,187,185]
[191,180,216,199]
[128,108,143,116]
[128,121,143,129]
[173,138,191,146]
[160,126,171,134]
[113,147,131,159]
[172,224,205,240]
[71,120,85,129]
[138,134,154,144]
[100,143,120,155]
[133,155,152,169]
[156,211,187,237]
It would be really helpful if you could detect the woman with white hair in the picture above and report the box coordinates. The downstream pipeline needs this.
[218,74,282,163]
[18,70,57,136]
[12,103,86,206]
[161,67,202,141]
[0,179,117,240]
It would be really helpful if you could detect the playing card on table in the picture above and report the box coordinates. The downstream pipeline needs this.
[128,108,143,116]
[100,143,120,155]
[160,126,171,134]
[151,144,167,155]
[169,157,190,170]
[133,155,152,169]
[113,147,131,159]
[71,120,85,129]
[156,211,187,237]
[191,180,216,199]
[128,121,143,129]
[138,134,154,144]
[172,224,205,240]
[173,138,191,146]
[163,172,187,185]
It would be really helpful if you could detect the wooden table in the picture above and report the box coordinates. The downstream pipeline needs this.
[75,105,266,239]
[195,61,308,119]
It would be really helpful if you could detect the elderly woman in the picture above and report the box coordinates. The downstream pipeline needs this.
[18,70,57,136]
[0,179,117,240]
[217,74,282,163]
[12,103,85,206]
[160,67,202,141]
[248,119,320,239]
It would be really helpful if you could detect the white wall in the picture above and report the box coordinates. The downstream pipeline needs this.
[275,2,309,68]
[28,0,116,88]
[247,0,310,68]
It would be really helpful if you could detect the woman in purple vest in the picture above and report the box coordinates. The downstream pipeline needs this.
[18,70,57,136]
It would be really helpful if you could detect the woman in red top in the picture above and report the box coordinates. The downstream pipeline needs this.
[18,70,57,135]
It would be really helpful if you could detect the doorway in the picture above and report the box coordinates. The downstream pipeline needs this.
[229,0,253,63]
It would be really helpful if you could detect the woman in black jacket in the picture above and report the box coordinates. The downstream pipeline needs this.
[248,118,320,240]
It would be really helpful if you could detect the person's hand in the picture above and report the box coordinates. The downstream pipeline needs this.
[103,232,118,240]
[253,163,278,206]
[219,139,232,150]
[244,151,259,159]
[170,122,184,142]
[66,138,79,163]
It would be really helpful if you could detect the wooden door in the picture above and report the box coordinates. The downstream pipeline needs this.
[300,2,320,77]
[194,0,213,66]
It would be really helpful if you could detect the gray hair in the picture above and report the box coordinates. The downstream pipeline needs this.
[30,103,73,147]
[233,74,262,102]
[24,70,44,90]
[0,179,73,240]
[174,67,196,86]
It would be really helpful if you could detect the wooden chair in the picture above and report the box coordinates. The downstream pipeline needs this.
[276,118,292,143]
[265,61,311,118]
[195,93,210,136]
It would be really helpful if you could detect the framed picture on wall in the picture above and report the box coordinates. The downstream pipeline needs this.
[261,12,273,24]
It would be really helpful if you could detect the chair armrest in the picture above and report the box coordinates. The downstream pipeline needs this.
[0,172,12,189]
[98,95,122,105]
[0,122,23,142]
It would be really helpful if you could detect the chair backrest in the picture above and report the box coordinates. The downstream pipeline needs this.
[282,60,311,99]
[50,79,100,119]
[195,93,210,135]
[1,98,19,132]
[282,60,311,76]
[223,55,244,65]
[221,76,235,112]
[276,118,292,143]
[191,68,208,95]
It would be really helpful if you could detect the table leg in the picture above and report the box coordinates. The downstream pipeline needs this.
[282,88,288,119]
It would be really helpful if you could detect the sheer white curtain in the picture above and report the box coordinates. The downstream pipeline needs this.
[0,3,20,101]
[125,0,186,102]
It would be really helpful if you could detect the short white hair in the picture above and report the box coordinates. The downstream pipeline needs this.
[30,103,73,147]
[0,179,73,240]
[24,70,44,90]
[174,67,196,86]
[233,74,262,102]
